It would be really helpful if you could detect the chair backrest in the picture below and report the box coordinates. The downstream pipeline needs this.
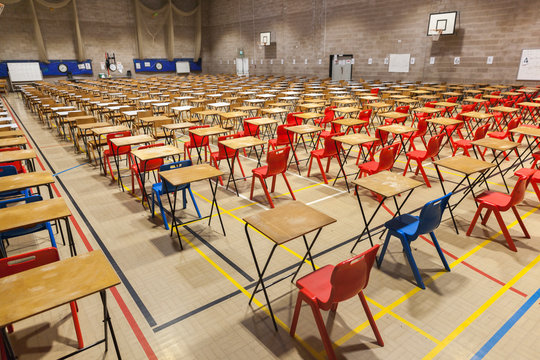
[395,105,409,114]
[461,104,476,113]
[358,109,372,122]
[188,125,210,146]
[507,176,529,209]
[265,146,290,176]
[66,110,86,118]
[414,193,452,236]
[474,93,483,99]
[0,247,60,278]
[425,101,436,108]
[370,88,380,95]
[159,159,192,193]
[286,112,302,126]
[132,143,165,171]
[425,134,444,159]
[216,134,238,159]
[137,110,153,119]
[447,96,458,103]
[327,244,380,304]
[415,117,428,136]
[473,124,490,141]
[376,143,400,171]
[243,117,260,136]
[322,132,343,157]
[274,124,290,143]
[106,131,131,151]
[0,165,18,177]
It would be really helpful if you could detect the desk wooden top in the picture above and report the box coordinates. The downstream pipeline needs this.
[427,117,462,126]
[0,137,27,148]
[442,92,462,96]
[0,148,36,163]
[332,118,367,127]
[434,155,495,175]
[483,95,503,100]
[0,130,24,139]
[298,103,324,110]
[367,102,392,108]
[219,111,248,119]
[377,124,416,134]
[379,111,408,119]
[131,145,182,161]
[260,107,288,114]
[332,133,377,146]
[233,105,260,111]
[160,163,223,186]
[433,101,458,107]
[194,109,219,116]
[500,91,521,96]
[472,138,520,151]
[461,111,493,119]
[0,250,120,327]
[110,134,155,147]
[359,96,380,101]
[218,135,265,150]
[64,115,95,123]
[395,98,419,105]
[352,171,424,198]
[162,122,193,130]
[243,201,336,245]
[510,126,540,137]
[76,122,112,130]
[462,98,486,104]
[413,107,443,113]
[92,125,130,135]
[517,102,540,108]
[490,106,519,113]
[334,99,357,105]
[295,112,324,119]
[0,198,71,233]
[334,107,361,113]
[139,115,171,124]
[189,126,229,137]
[0,171,54,193]
[286,124,323,135]
[245,117,278,126]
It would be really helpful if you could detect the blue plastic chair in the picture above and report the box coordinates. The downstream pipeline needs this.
[377,193,452,289]
[0,165,30,199]
[151,160,201,230]
[0,195,56,258]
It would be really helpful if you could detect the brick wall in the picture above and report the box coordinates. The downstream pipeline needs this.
[0,0,198,78]
[202,0,540,84]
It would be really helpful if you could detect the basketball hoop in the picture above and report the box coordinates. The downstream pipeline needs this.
[0,3,5,16]
[432,29,443,42]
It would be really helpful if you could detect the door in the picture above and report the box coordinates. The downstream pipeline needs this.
[236,58,249,76]
[331,55,353,81]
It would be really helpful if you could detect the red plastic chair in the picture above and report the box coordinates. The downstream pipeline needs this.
[289,245,384,360]
[403,134,444,187]
[353,108,372,135]
[356,128,390,164]
[210,134,246,185]
[307,132,343,184]
[237,117,261,138]
[0,147,26,173]
[486,116,521,158]
[515,168,540,202]
[357,142,400,179]
[447,96,458,103]
[452,123,490,160]
[0,248,84,349]
[286,112,302,126]
[466,176,530,252]
[370,87,380,95]
[313,106,335,130]
[250,146,295,208]
[184,125,212,162]
[402,116,428,151]
[130,143,165,200]
[103,131,132,181]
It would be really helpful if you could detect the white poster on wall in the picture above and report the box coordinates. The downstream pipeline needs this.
[388,54,410,73]
[517,49,540,80]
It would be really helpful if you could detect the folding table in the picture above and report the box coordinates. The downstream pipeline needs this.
[331,133,377,191]
[377,124,416,159]
[159,164,225,247]
[294,112,324,125]
[259,107,288,122]
[471,137,521,192]
[461,111,493,136]
[0,171,54,199]
[351,171,423,250]
[434,155,495,233]
[332,117,367,134]
[91,125,131,174]
[510,126,540,166]
[245,117,278,139]
[188,126,229,163]
[0,137,26,150]
[161,122,193,145]
[0,130,24,139]
[490,106,519,129]
[333,106,361,118]
[0,149,36,172]
[218,111,247,129]
[0,198,76,257]
[426,117,463,151]
[243,201,336,330]
[516,102,540,123]
[0,250,122,359]
[285,124,323,174]
[109,134,155,189]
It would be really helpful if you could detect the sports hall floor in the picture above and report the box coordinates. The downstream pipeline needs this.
[1,92,539,360]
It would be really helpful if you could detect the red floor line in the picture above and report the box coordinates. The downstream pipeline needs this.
[3,98,158,359]
[379,201,528,297]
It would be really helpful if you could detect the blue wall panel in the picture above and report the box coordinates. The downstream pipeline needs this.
[0,59,93,77]
[133,58,201,73]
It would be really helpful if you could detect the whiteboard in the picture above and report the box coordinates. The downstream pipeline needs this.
[175,61,190,74]
[7,62,43,82]
[517,49,540,80]
[388,54,410,73]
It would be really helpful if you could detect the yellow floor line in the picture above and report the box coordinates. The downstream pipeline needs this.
[423,253,540,359]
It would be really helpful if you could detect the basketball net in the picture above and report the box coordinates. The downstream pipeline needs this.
[432,29,442,42]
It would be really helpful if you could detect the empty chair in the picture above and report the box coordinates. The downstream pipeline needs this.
[402,116,428,151]
[486,116,521,158]
[210,134,246,185]
[130,143,165,201]
[307,132,343,184]
[378,193,452,289]
[452,123,490,160]
[403,134,444,187]
[0,247,84,349]
[466,176,529,252]
[290,245,383,360]
[268,124,290,150]
[184,125,212,162]
[313,106,335,129]
[353,108,372,135]
[250,146,295,208]
[103,131,132,181]
[152,160,201,230]
[357,142,400,179]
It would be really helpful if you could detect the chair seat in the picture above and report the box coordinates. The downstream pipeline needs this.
[296,264,334,305]
[405,149,427,160]
[514,168,536,179]
[252,165,268,176]
[384,214,419,237]
[454,139,472,148]
[310,148,325,157]
[104,148,130,156]
[358,161,379,173]
[475,190,512,207]
[487,131,506,139]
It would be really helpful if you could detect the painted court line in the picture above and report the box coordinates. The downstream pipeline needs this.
[471,287,540,360]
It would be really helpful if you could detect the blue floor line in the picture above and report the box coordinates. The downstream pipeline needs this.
[471,287,540,360]
[53,162,89,177]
